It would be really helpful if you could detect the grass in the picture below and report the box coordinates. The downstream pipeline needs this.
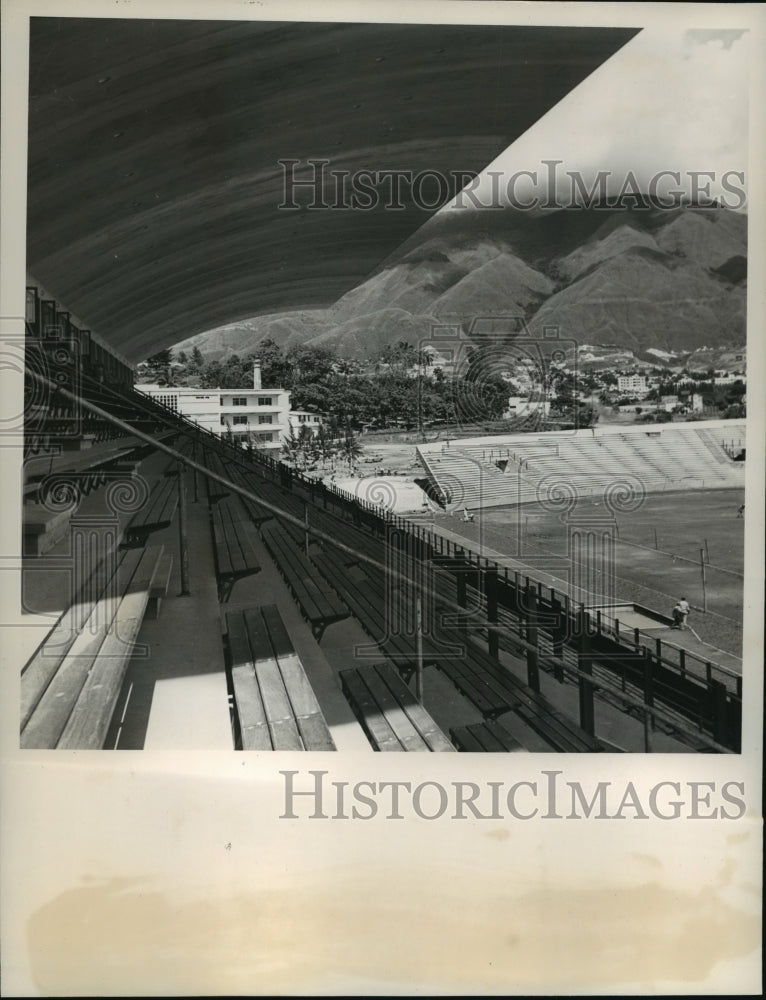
[453,488,745,656]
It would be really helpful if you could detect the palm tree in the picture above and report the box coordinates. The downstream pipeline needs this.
[282,425,301,466]
[297,423,317,467]
[315,424,334,468]
[341,431,363,474]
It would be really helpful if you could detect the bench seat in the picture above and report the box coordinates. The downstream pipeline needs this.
[340,662,455,752]
[211,496,262,602]
[450,719,527,752]
[260,521,349,638]
[224,604,335,750]
[21,544,165,749]
[123,468,178,546]
[203,448,232,502]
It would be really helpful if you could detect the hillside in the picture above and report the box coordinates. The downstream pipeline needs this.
[173,204,747,363]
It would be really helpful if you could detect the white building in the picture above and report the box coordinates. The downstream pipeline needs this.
[505,396,551,418]
[137,362,290,453]
[288,410,325,435]
[617,374,648,394]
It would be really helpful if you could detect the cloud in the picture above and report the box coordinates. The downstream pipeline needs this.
[445,27,750,211]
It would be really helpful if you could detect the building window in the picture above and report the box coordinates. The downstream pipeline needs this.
[258,415,272,425]
[232,396,247,406]
[232,415,248,425]
[255,432,273,443]
[257,396,271,407]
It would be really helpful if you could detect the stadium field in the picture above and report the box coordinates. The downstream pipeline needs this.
[448,488,745,657]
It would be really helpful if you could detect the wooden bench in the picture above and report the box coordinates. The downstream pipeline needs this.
[22,503,73,556]
[203,448,232,502]
[122,468,178,546]
[224,604,336,750]
[146,552,174,619]
[221,463,276,527]
[21,544,166,749]
[340,662,455,752]
[260,521,349,638]
[311,548,446,668]
[450,719,527,752]
[211,497,262,602]
[23,436,148,498]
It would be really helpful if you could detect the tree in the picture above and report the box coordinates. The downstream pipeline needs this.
[281,426,301,466]
[252,339,291,387]
[146,348,173,368]
[340,431,363,473]
[176,350,188,365]
[191,346,204,369]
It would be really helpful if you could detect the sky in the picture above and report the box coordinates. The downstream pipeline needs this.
[444,27,750,213]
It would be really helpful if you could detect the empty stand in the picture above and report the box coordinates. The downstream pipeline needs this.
[340,662,455,752]
[224,604,336,751]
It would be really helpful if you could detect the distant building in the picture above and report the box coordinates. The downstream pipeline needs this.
[505,396,551,418]
[136,361,290,453]
[288,410,325,435]
[617,374,648,394]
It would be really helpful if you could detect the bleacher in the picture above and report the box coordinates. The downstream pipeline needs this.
[418,422,745,511]
[18,292,742,752]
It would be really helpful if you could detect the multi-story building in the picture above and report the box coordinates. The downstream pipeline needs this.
[288,410,325,435]
[617,374,648,394]
[137,362,290,453]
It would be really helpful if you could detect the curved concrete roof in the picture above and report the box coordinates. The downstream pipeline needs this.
[26,18,637,363]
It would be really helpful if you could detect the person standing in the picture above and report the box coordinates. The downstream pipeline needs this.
[677,597,690,629]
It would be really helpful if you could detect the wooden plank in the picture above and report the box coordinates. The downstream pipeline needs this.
[259,603,294,658]
[496,711,558,753]
[513,702,600,752]
[21,548,145,748]
[467,723,507,752]
[485,719,526,752]
[56,545,165,750]
[20,548,125,730]
[212,522,233,577]
[371,663,455,752]
[341,669,401,751]
[264,525,348,622]
[358,664,429,751]
[278,653,325,719]
[146,553,174,619]
[296,712,337,752]
[436,658,507,717]
[450,726,487,752]
[226,610,271,749]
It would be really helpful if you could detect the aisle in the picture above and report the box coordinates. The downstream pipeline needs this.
[110,468,232,750]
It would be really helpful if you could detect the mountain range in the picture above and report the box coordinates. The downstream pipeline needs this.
[173,203,746,365]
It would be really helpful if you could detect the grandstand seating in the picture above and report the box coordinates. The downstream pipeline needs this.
[210,495,262,602]
[340,662,455,752]
[450,719,527,752]
[224,604,336,751]
[418,423,745,511]
[18,316,743,752]
[21,543,167,749]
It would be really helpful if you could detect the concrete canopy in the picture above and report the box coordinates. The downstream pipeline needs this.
[26,18,637,364]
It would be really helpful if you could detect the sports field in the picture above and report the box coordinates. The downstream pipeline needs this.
[448,488,745,657]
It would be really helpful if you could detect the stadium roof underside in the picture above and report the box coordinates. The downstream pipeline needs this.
[26,18,638,364]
